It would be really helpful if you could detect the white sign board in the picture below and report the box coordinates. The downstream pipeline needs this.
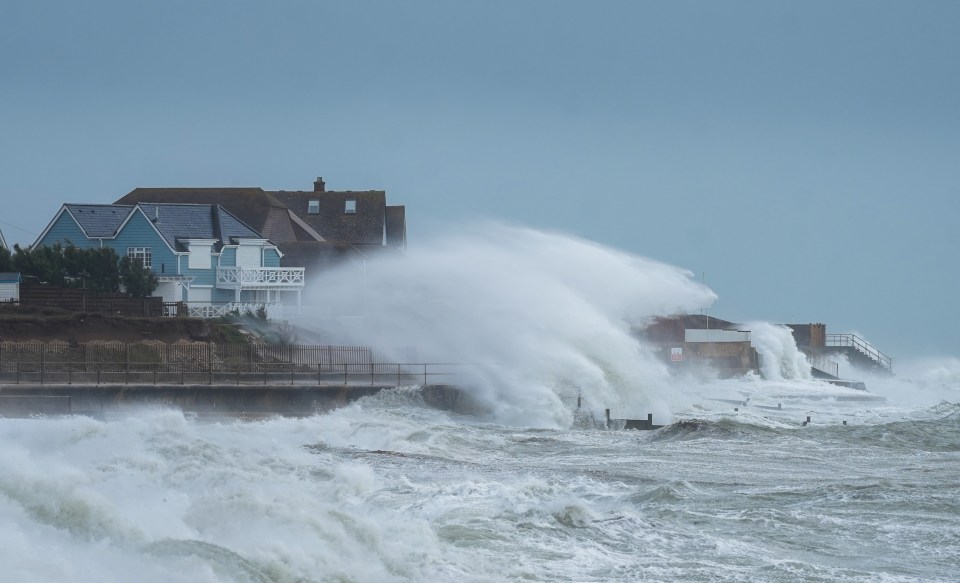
[671,347,683,362]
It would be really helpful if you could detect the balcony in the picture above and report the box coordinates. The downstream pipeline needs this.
[216,267,305,291]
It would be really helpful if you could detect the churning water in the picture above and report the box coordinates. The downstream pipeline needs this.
[2,383,958,582]
[2,225,959,582]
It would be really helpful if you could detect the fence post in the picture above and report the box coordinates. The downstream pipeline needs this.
[423,364,427,386]
[16,361,19,384]
[290,362,294,386]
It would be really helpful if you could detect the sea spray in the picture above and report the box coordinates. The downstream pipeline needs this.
[744,322,812,380]
[299,222,716,426]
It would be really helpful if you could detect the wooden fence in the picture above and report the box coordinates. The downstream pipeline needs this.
[10,283,170,317]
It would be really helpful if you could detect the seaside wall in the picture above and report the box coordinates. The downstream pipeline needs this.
[0,383,479,417]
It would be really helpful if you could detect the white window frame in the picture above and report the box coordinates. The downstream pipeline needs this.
[308,200,320,214]
[345,199,356,214]
[127,247,152,269]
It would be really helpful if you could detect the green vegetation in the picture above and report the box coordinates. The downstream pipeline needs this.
[0,243,158,298]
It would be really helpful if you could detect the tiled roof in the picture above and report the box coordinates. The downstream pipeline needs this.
[0,272,21,282]
[117,188,287,238]
[136,203,261,250]
[216,205,263,244]
[65,204,131,238]
[64,203,262,251]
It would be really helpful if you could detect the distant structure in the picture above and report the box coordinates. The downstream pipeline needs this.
[638,315,759,378]
[115,176,406,273]
[33,202,304,317]
[0,272,20,302]
[787,323,892,374]
[0,228,8,251]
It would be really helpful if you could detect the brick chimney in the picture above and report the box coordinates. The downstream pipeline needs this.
[313,177,326,192]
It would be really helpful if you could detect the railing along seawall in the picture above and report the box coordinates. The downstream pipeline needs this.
[0,342,461,386]
[825,334,892,372]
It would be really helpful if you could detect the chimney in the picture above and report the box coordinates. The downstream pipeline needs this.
[313,177,326,192]
[153,206,159,222]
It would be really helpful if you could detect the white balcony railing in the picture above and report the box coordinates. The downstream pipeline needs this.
[185,302,284,320]
[216,267,305,290]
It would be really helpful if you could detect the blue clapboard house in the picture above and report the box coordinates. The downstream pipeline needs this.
[33,203,305,317]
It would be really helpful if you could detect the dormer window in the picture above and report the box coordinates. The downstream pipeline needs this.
[308,200,319,214]
[345,199,356,214]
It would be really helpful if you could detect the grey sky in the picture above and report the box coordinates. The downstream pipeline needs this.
[1,1,957,358]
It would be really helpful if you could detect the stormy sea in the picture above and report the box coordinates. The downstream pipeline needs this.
[2,224,958,582]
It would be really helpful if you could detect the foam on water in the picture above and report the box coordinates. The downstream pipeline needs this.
[1,387,959,581]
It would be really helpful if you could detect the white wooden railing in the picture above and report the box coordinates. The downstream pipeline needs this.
[186,302,284,320]
[216,267,305,290]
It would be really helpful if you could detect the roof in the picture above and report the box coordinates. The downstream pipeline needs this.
[0,272,21,283]
[63,203,262,251]
[136,203,261,251]
[66,204,130,238]
[115,178,405,250]
[117,188,297,241]
[272,190,388,245]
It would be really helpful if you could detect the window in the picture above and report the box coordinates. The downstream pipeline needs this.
[127,247,152,269]
[308,200,319,214]
[188,243,212,269]
[345,199,356,214]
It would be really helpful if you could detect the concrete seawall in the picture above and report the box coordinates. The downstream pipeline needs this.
[0,383,480,418]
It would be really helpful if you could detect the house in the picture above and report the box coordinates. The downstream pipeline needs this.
[114,176,406,273]
[0,272,20,302]
[32,202,304,318]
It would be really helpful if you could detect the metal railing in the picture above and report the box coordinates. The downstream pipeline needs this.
[799,348,840,378]
[826,334,892,372]
[0,360,463,387]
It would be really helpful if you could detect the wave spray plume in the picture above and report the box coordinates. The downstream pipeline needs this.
[301,222,716,427]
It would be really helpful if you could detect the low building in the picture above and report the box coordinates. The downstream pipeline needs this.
[33,202,304,318]
[638,315,759,378]
[0,272,20,302]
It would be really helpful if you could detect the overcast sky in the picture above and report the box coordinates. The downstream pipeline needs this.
[1,1,957,358]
